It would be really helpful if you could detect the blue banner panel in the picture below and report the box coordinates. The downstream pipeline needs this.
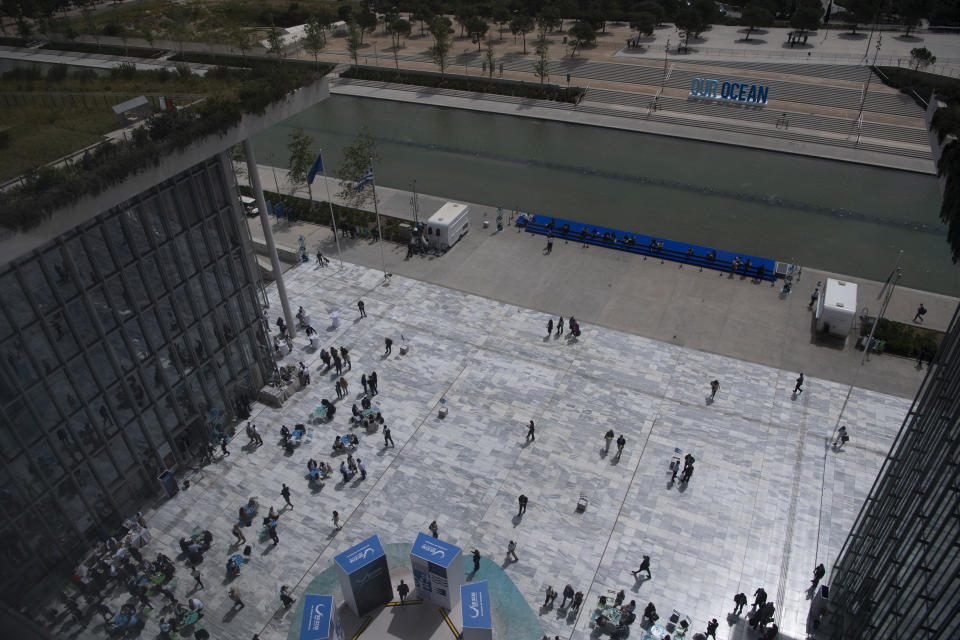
[334,535,386,573]
[299,595,333,640]
[461,581,492,629]
[410,532,461,569]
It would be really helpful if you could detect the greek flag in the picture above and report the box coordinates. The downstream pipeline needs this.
[356,166,374,192]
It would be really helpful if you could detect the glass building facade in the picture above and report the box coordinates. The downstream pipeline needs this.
[0,152,272,602]
[827,304,960,639]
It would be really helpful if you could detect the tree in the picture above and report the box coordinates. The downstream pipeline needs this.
[629,12,656,38]
[911,46,936,70]
[790,4,821,39]
[675,8,704,48]
[898,0,933,37]
[510,14,534,53]
[266,23,285,59]
[229,25,252,60]
[492,2,511,39]
[567,20,596,55]
[387,17,411,68]
[410,2,433,37]
[533,34,549,83]
[466,15,488,50]
[537,6,563,33]
[139,25,155,50]
[840,0,876,34]
[356,9,377,43]
[304,16,326,67]
[336,128,379,209]
[741,4,773,40]
[454,4,474,37]
[347,20,363,66]
[428,15,452,76]
[485,38,496,77]
[637,1,665,25]
[288,128,316,215]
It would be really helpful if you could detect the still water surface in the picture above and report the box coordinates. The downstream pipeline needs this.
[251,95,958,295]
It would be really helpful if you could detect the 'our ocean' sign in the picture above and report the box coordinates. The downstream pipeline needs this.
[690,77,770,105]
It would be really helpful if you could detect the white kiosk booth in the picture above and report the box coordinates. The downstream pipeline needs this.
[816,278,858,337]
[460,581,493,640]
[334,535,392,616]
[409,532,465,610]
[298,594,342,640]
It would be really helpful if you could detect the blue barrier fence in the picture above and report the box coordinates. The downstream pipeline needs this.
[521,214,778,281]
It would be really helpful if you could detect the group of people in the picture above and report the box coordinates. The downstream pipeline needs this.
[319,345,351,375]
[670,453,696,485]
[545,315,581,339]
[603,429,628,459]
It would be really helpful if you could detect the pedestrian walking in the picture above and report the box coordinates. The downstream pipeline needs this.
[560,584,575,608]
[383,425,394,447]
[340,346,351,369]
[914,303,927,323]
[546,318,553,335]
[507,539,518,562]
[397,579,410,603]
[518,494,528,516]
[334,354,343,375]
[339,377,348,396]
[833,426,849,448]
[252,424,263,446]
[631,555,652,579]
[220,435,230,456]
[556,316,564,335]
[604,428,614,452]
[191,567,204,590]
[615,434,626,459]
[335,379,343,399]
[680,462,694,484]
[545,232,554,254]
[526,420,535,442]
[472,549,481,572]
[361,373,368,394]
[358,300,366,318]
[706,618,719,639]
[384,337,393,355]
[429,520,439,538]
[281,483,293,508]
[229,586,245,610]
[232,523,246,545]
[268,520,279,545]
[316,249,324,266]
[280,585,295,608]
[332,510,343,530]
[753,587,767,608]
[812,563,826,585]
[794,373,804,395]
[808,285,820,309]
[369,371,378,395]
[710,379,720,400]
[357,458,366,479]
[733,592,747,615]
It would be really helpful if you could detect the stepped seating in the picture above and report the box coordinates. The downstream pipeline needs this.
[521,215,778,281]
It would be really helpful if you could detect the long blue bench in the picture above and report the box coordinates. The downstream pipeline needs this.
[521,215,777,282]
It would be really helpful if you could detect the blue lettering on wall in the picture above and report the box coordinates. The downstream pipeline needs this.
[689,76,770,105]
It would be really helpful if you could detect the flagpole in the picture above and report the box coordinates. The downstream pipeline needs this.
[369,155,387,277]
[319,150,344,269]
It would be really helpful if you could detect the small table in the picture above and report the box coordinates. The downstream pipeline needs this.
[292,428,304,445]
[645,624,669,640]
[150,572,167,585]
[330,311,340,328]
[309,335,320,348]
[308,468,320,481]
[312,406,327,423]
[180,610,199,626]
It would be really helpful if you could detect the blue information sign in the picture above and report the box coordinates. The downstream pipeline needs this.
[299,595,334,640]
[334,535,392,616]
[461,581,492,639]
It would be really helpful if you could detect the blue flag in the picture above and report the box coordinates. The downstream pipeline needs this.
[356,166,374,192]
[307,152,324,185]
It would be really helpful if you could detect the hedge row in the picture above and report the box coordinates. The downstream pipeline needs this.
[1,63,323,232]
[340,65,584,103]
[862,317,943,358]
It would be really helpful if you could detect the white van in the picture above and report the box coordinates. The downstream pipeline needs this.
[240,196,259,217]
[425,202,470,252]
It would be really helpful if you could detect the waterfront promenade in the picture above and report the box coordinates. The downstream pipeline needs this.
[242,168,958,400]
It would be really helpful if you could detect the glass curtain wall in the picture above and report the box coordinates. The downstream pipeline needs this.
[0,153,271,602]
[827,304,960,639]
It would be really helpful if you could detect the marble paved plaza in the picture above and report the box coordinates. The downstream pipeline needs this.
[66,260,912,640]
